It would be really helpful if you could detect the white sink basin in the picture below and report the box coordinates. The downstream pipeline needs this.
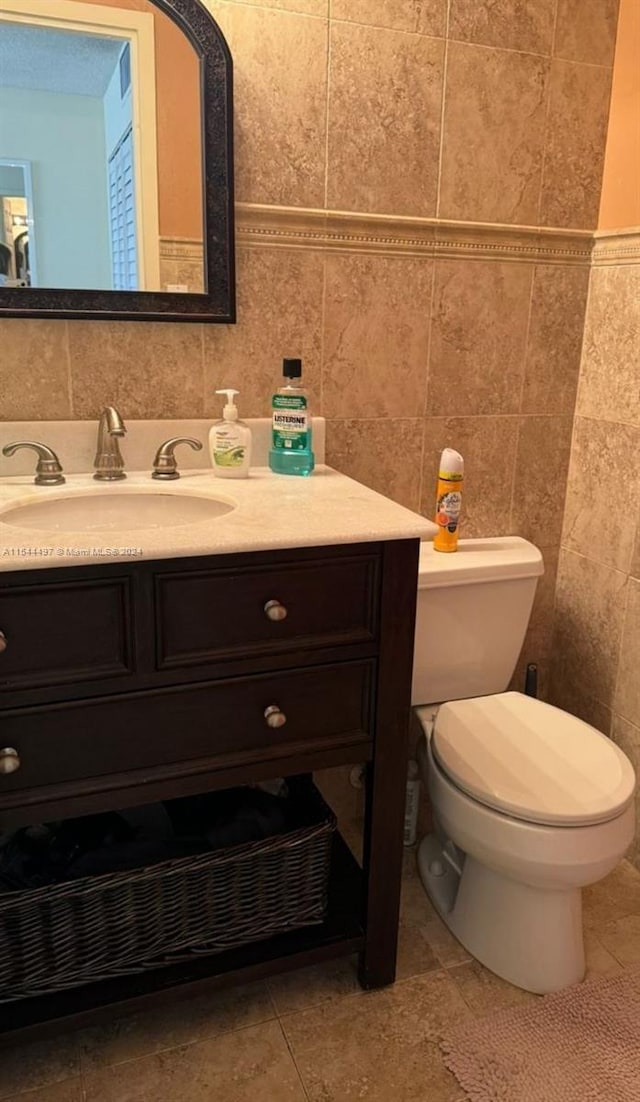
[0,491,236,533]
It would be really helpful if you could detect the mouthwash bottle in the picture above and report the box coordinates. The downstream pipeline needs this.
[269,358,315,476]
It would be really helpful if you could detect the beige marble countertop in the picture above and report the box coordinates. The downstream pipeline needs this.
[0,467,436,573]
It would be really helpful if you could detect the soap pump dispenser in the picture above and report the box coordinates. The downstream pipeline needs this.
[209,389,252,478]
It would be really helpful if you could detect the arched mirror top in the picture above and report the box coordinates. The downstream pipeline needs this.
[0,0,234,323]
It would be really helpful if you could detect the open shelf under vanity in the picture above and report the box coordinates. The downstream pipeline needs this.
[0,538,419,1039]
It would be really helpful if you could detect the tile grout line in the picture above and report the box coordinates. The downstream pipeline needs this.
[265,981,280,1025]
[609,574,633,736]
[535,0,561,225]
[557,543,632,580]
[419,255,439,512]
[322,2,332,213]
[75,1009,281,1081]
[273,959,461,1023]
[324,14,613,69]
[225,0,324,20]
[573,410,640,430]
[507,263,538,532]
[516,265,537,417]
[571,263,593,427]
[434,0,451,220]
[550,56,615,72]
[200,322,206,415]
[4,1070,85,1102]
[604,941,635,970]
[318,251,328,421]
[323,412,534,423]
[547,407,581,695]
[278,1018,313,1102]
[64,320,75,418]
[547,259,593,680]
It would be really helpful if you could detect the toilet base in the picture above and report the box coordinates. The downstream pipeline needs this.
[417,833,586,994]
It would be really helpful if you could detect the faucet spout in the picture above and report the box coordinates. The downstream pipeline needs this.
[94,406,127,480]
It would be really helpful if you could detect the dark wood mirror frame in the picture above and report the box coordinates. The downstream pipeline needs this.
[0,0,235,324]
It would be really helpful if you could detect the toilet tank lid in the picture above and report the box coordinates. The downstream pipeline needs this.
[418,537,543,589]
[432,692,636,826]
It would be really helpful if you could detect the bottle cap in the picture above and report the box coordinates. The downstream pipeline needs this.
[439,448,463,479]
[283,358,302,379]
[216,388,239,421]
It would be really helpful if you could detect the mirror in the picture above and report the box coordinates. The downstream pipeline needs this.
[0,160,34,286]
[0,0,234,322]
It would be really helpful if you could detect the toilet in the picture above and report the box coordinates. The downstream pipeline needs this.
[412,536,636,995]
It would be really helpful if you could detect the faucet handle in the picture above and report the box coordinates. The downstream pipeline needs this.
[2,441,65,486]
[151,437,203,480]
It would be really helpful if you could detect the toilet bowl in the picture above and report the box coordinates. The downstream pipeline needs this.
[411,539,636,994]
[415,693,635,993]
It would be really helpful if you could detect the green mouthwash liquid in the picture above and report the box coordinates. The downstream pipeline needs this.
[269,358,315,477]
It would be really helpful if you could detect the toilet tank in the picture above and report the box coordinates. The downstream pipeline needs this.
[412,537,544,706]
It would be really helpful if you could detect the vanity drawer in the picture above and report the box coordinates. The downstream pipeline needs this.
[0,577,134,691]
[0,660,373,795]
[155,553,380,669]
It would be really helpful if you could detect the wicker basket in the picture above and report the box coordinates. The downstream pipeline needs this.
[0,780,336,1003]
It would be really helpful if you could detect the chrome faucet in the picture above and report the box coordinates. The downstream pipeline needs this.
[2,441,65,485]
[93,406,126,481]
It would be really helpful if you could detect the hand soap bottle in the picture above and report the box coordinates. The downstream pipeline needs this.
[268,358,315,477]
[209,389,252,478]
[433,448,464,552]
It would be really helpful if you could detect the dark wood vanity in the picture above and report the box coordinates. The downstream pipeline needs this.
[0,537,419,1037]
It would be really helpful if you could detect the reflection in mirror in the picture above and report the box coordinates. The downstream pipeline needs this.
[0,160,35,287]
[0,0,205,294]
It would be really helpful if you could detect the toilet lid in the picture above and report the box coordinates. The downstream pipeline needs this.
[432,692,636,826]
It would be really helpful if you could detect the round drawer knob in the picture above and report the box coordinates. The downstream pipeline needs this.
[264,705,287,729]
[0,748,20,775]
[0,631,7,654]
[264,600,287,622]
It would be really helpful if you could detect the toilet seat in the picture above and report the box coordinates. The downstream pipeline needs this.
[432,691,636,827]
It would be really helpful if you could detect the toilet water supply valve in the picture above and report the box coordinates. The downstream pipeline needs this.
[524,663,538,698]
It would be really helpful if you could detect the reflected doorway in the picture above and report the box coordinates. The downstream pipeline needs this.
[0,159,36,286]
[0,2,161,290]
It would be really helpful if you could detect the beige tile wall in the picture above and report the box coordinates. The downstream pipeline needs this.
[549,251,640,862]
[207,0,616,225]
[0,0,619,695]
[0,248,590,693]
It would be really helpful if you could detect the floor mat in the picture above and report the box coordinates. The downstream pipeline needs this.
[441,968,640,1101]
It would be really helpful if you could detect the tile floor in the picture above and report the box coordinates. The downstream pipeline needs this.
[2,773,640,1102]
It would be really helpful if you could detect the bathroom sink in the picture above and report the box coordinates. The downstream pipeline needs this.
[0,491,236,533]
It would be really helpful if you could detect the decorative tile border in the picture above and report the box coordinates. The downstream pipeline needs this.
[159,237,204,262]
[591,228,640,266]
[160,210,636,269]
[236,204,594,265]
